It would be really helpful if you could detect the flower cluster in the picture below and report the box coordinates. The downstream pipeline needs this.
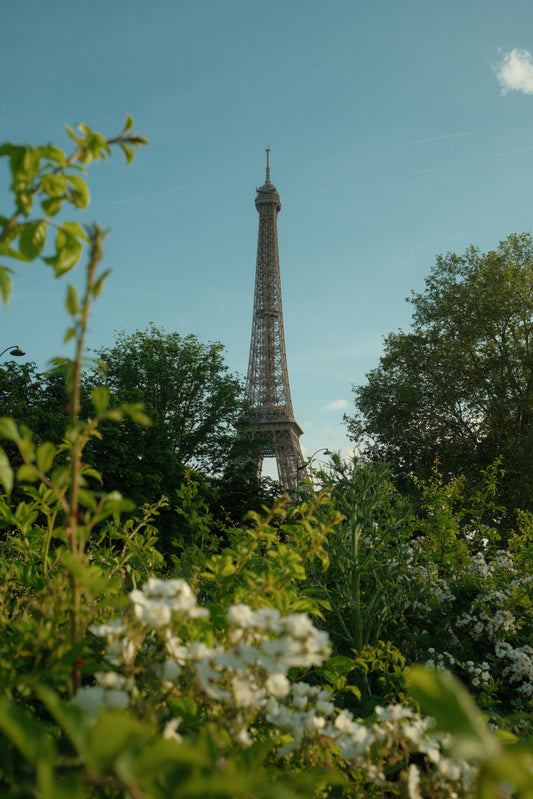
[407,563,456,612]
[404,548,533,715]
[495,641,533,699]
[129,577,209,627]
[78,577,473,796]
[73,670,133,719]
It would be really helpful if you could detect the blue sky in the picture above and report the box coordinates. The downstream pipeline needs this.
[3,0,533,472]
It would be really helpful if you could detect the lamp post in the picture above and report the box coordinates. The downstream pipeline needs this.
[297,447,331,473]
[0,345,25,359]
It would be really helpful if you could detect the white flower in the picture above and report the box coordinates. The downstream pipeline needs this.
[130,578,204,620]
[334,709,358,734]
[227,604,254,627]
[252,607,282,632]
[232,676,259,708]
[165,633,189,664]
[266,673,290,698]
[188,641,216,661]
[375,704,414,722]
[133,598,172,628]
[292,694,308,709]
[408,763,422,799]
[303,711,325,731]
[104,688,130,710]
[106,635,137,666]
[72,685,105,718]
[89,619,126,637]
[95,671,127,689]
[195,660,229,701]
[283,614,314,639]
[337,723,375,758]
[159,658,181,684]
[163,718,183,742]
[236,725,252,747]
[315,698,334,715]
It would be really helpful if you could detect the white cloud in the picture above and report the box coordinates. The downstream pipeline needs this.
[494,48,533,95]
[325,399,348,411]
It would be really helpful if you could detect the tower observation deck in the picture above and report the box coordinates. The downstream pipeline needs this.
[244,151,305,491]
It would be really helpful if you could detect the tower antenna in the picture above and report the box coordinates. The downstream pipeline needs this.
[265,145,271,182]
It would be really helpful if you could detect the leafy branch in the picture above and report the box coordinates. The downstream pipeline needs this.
[0,116,148,303]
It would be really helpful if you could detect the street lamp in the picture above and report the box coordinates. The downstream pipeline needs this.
[0,345,25,359]
[297,447,331,472]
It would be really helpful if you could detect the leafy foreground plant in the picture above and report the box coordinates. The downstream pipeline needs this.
[0,120,531,797]
[0,576,487,798]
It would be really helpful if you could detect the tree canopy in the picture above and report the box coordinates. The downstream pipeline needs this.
[346,232,533,519]
[84,325,248,503]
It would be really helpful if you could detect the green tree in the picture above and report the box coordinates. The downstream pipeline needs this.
[85,325,248,505]
[346,232,533,522]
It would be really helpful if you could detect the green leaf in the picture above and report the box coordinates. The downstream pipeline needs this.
[77,489,97,512]
[322,655,355,675]
[87,711,146,769]
[0,417,21,442]
[36,441,57,473]
[124,114,134,131]
[92,386,110,414]
[92,269,110,299]
[0,697,56,763]
[408,666,499,762]
[67,174,90,208]
[0,142,16,158]
[100,491,135,516]
[0,242,30,261]
[14,189,33,215]
[61,551,120,594]
[17,464,39,482]
[35,145,67,167]
[121,144,135,164]
[123,402,152,426]
[19,220,47,259]
[34,685,88,761]
[44,222,84,277]
[64,124,81,145]
[41,196,63,216]
[0,265,13,305]
[40,173,66,198]
[0,446,14,495]
[63,221,88,243]
[63,326,77,343]
[65,284,79,317]
[81,466,103,484]
[132,736,213,779]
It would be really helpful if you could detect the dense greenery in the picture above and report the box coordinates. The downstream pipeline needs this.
[346,232,533,525]
[0,119,531,798]
[0,333,276,545]
[87,325,247,482]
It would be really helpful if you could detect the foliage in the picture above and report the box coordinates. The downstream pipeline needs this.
[0,119,532,798]
[87,324,247,479]
[83,326,278,546]
[346,232,533,523]
[410,666,533,799]
[0,116,146,303]
[311,456,416,656]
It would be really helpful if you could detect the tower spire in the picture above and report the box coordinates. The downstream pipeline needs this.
[265,146,271,183]
[242,154,305,491]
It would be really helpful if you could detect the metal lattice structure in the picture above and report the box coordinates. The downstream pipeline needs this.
[243,151,305,491]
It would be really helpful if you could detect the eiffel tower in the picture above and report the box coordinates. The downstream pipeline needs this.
[244,150,305,491]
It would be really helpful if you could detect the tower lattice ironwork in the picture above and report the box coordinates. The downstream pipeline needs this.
[244,150,305,491]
